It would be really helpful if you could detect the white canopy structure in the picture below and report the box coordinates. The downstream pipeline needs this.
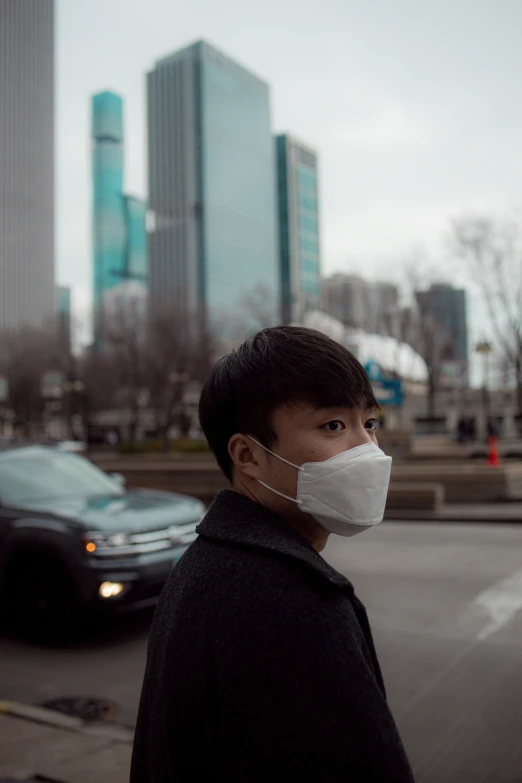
[301,310,427,383]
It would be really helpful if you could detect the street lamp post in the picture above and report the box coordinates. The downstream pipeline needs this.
[475,340,493,439]
[62,379,86,439]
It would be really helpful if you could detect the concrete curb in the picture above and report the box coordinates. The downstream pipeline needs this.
[0,701,134,744]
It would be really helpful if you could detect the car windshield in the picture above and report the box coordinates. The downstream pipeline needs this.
[0,449,123,506]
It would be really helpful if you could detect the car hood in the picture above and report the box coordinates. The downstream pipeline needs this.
[17,489,205,533]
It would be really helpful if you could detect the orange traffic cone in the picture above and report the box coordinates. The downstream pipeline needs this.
[488,435,500,467]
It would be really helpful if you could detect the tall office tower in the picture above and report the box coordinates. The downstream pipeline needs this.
[416,283,469,384]
[92,91,147,340]
[147,41,280,333]
[0,0,55,332]
[366,282,400,334]
[321,273,399,335]
[275,135,321,324]
[321,274,370,329]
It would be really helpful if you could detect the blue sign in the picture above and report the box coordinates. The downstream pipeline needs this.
[372,378,403,407]
[365,360,382,382]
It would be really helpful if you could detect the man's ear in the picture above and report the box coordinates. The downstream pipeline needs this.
[228,434,263,480]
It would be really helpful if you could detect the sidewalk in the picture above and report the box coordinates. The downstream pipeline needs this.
[0,702,132,783]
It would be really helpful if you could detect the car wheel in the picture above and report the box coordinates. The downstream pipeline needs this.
[5,554,82,644]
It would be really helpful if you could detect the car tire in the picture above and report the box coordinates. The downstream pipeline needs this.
[5,554,82,644]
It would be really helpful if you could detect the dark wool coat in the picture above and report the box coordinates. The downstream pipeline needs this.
[131,490,414,782]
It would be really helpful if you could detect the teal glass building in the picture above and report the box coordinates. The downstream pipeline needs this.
[123,196,147,281]
[92,91,147,340]
[147,41,280,333]
[275,134,321,324]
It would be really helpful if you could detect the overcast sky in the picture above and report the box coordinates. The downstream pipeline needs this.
[56,0,522,336]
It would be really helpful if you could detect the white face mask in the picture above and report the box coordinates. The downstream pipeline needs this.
[249,438,392,537]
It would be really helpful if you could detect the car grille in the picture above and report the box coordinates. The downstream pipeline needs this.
[132,523,198,548]
[92,522,198,558]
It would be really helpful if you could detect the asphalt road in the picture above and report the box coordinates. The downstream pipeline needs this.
[1,521,522,783]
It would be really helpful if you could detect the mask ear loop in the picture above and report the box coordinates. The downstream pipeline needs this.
[248,436,303,506]
[257,480,302,505]
[248,436,301,470]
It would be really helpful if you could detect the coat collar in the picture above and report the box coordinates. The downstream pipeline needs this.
[196,490,354,593]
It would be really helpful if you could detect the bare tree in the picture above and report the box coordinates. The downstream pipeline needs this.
[76,347,120,439]
[103,306,148,442]
[39,315,90,438]
[145,311,215,445]
[0,306,216,446]
[237,283,280,334]
[380,302,452,417]
[0,327,56,435]
[381,262,454,418]
[69,304,216,447]
[412,306,453,418]
[451,213,522,413]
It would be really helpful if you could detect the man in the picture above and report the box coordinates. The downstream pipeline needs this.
[131,327,414,782]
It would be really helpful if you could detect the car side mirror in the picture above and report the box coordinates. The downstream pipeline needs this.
[110,472,126,488]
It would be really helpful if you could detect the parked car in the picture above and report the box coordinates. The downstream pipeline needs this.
[0,445,205,640]
[54,439,87,454]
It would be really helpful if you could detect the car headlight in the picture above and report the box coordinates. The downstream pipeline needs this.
[83,532,131,553]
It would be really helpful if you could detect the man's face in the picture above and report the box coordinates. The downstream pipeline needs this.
[252,402,379,528]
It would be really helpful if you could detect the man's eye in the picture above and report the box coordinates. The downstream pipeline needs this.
[322,420,345,432]
[365,418,379,431]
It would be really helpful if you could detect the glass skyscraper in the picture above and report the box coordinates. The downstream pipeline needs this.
[0,0,55,332]
[123,196,147,281]
[147,41,280,333]
[275,134,321,324]
[92,91,147,340]
[416,283,469,384]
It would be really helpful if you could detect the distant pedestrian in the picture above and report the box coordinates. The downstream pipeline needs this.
[107,429,118,447]
[131,326,414,782]
[487,417,498,440]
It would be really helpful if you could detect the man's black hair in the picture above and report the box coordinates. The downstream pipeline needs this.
[199,326,379,481]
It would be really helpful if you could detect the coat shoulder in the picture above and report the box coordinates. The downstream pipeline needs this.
[174,533,339,607]
[172,536,363,652]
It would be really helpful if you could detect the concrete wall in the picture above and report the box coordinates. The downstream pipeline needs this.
[392,463,522,503]
[95,458,444,510]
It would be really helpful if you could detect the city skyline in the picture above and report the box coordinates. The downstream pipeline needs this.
[55,0,522,340]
